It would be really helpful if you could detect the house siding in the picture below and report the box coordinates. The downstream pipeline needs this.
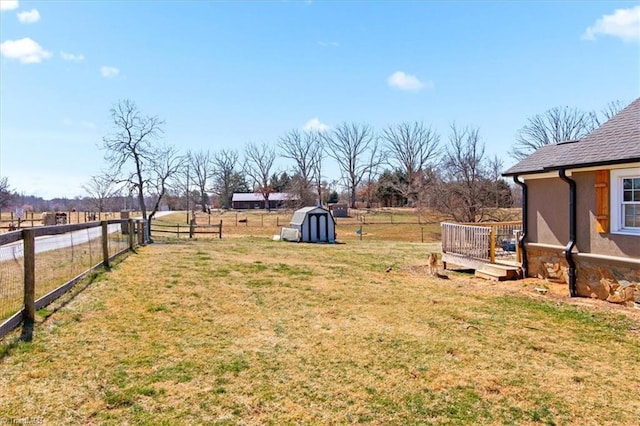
[573,171,640,258]
[526,177,568,246]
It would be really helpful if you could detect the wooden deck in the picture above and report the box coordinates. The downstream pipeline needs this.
[441,221,523,280]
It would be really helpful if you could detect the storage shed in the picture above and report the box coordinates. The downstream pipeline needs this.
[290,206,336,243]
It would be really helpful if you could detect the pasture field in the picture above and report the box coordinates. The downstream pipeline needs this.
[1,235,638,424]
[156,209,444,242]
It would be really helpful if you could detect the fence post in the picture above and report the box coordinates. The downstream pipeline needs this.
[102,221,110,269]
[189,220,194,238]
[219,220,223,239]
[137,221,144,246]
[23,228,36,324]
[489,226,496,264]
[421,227,424,243]
[177,224,180,239]
[128,219,135,250]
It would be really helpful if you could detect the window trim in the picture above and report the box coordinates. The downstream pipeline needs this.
[610,168,640,235]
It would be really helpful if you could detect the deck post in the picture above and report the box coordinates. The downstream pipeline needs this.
[489,226,496,264]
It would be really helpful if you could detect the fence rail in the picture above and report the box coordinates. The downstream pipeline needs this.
[441,221,522,266]
[0,219,146,339]
[151,220,223,239]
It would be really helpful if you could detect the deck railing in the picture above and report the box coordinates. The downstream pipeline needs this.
[441,221,522,265]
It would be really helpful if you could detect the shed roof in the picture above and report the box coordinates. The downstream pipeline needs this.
[503,97,640,176]
[290,206,332,226]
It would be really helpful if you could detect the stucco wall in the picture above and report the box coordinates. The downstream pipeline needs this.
[526,177,568,246]
[572,171,640,258]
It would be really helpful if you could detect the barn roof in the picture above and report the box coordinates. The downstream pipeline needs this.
[503,97,640,176]
[232,192,297,202]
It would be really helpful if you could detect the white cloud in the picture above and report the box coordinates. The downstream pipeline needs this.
[388,71,432,92]
[17,8,39,23]
[302,117,329,132]
[0,37,51,63]
[0,0,19,12]
[100,66,120,78]
[582,6,640,43]
[60,51,85,62]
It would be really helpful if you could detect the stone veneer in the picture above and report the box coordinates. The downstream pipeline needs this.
[526,244,640,305]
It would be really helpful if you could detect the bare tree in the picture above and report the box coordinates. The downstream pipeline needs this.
[102,99,165,225]
[101,100,183,240]
[211,149,245,209]
[381,122,440,206]
[323,122,377,208]
[279,129,323,205]
[187,149,214,212]
[146,145,184,222]
[433,124,488,222]
[590,100,626,128]
[82,173,118,213]
[243,142,277,210]
[0,176,14,211]
[510,106,593,160]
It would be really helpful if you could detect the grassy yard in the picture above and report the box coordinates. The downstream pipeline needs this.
[1,236,639,424]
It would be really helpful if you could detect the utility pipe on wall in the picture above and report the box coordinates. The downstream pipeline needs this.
[513,175,528,278]
[559,169,578,297]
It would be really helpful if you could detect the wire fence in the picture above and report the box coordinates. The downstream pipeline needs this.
[0,220,143,339]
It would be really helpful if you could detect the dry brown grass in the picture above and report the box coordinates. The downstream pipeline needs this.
[1,235,639,425]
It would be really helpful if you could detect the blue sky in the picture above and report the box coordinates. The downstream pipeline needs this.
[1,0,639,199]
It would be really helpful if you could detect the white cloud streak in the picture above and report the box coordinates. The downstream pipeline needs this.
[302,117,329,132]
[0,37,51,63]
[100,66,120,78]
[17,8,39,23]
[387,71,432,92]
[60,51,85,62]
[582,6,640,43]
[0,0,19,12]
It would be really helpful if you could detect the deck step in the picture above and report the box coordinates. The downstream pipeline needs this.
[475,269,509,281]
[479,263,521,279]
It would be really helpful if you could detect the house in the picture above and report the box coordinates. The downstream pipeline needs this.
[231,193,298,210]
[290,206,336,243]
[503,98,640,302]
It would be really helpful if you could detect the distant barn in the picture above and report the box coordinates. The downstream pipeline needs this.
[290,206,336,243]
[232,193,297,210]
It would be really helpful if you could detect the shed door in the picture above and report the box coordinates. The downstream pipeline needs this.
[307,213,328,242]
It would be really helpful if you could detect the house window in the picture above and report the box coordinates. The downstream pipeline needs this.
[611,168,640,235]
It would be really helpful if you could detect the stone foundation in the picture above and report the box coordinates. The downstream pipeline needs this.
[526,244,640,304]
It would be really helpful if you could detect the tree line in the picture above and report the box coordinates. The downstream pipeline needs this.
[0,99,625,224]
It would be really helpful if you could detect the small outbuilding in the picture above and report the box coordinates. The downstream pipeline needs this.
[290,206,336,243]
[329,203,349,218]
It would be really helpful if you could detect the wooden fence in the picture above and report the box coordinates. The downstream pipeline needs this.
[0,219,145,339]
[151,220,222,239]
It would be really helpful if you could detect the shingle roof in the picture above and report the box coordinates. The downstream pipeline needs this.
[503,97,640,176]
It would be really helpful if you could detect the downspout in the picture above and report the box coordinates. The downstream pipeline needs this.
[558,169,578,297]
[513,175,528,278]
